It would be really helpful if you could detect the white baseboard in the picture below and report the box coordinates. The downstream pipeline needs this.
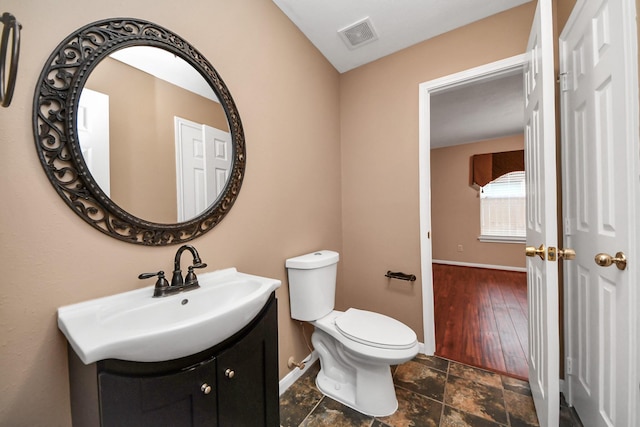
[279,342,429,395]
[279,351,319,396]
[432,259,527,273]
[418,342,430,355]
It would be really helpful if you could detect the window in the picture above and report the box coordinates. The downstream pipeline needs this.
[479,171,526,242]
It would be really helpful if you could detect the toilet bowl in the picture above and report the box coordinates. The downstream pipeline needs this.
[285,250,419,417]
[311,309,419,416]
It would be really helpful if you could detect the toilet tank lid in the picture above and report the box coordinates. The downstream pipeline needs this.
[286,250,339,269]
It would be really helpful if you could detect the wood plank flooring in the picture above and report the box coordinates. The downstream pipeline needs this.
[433,263,529,380]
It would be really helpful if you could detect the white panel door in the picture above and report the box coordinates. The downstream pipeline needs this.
[175,117,207,222]
[203,125,232,200]
[560,0,638,425]
[78,88,110,196]
[175,118,232,221]
[523,0,559,425]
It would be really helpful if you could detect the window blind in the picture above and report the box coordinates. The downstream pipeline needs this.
[480,171,526,239]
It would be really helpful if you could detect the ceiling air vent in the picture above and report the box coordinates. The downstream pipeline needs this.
[338,17,378,49]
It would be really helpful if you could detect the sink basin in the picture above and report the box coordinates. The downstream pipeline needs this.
[58,268,281,364]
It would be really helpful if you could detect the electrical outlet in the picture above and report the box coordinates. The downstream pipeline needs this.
[457,245,463,252]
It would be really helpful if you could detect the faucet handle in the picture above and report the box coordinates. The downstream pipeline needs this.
[138,270,166,281]
[186,262,206,285]
[138,271,170,296]
[184,265,205,286]
[185,266,196,285]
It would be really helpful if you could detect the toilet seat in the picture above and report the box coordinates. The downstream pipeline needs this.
[335,308,417,350]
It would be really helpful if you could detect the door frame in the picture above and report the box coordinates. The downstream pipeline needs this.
[418,54,527,353]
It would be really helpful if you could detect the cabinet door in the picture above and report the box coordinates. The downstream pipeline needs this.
[99,357,217,427]
[217,298,279,427]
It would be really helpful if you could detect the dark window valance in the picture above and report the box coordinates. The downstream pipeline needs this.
[471,149,525,188]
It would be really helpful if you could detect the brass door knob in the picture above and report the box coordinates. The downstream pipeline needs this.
[594,252,627,270]
[225,368,235,379]
[558,248,576,260]
[525,244,546,260]
[201,383,212,395]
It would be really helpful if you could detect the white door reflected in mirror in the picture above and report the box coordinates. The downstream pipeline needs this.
[78,88,111,196]
[175,117,231,222]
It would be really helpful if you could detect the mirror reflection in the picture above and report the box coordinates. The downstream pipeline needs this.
[80,46,231,224]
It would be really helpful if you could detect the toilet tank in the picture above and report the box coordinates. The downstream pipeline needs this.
[285,250,339,321]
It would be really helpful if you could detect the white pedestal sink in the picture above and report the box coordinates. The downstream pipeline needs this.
[58,268,281,364]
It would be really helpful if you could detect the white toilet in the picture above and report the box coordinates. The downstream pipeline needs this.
[285,250,419,417]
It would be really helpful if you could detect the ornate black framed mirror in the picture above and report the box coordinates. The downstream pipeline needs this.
[33,18,245,245]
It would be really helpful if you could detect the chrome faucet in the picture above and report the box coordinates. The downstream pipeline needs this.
[138,244,207,297]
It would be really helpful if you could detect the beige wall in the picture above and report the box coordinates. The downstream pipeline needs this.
[0,1,340,425]
[431,135,526,268]
[339,2,536,339]
[558,0,577,30]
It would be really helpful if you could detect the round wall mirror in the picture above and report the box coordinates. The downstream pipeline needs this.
[33,18,245,245]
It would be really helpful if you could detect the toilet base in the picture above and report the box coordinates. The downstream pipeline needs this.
[315,365,398,417]
[312,329,399,417]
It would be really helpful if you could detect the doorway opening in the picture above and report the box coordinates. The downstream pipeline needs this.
[419,54,528,379]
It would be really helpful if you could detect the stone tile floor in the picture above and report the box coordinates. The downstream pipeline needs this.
[280,354,583,427]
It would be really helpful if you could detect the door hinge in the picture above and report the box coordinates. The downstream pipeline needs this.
[566,357,573,375]
[559,72,570,92]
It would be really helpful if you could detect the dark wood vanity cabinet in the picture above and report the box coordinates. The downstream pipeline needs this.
[99,358,218,426]
[68,294,279,427]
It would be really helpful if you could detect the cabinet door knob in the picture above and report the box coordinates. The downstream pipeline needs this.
[225,368,235,379]
[201,383,212,394]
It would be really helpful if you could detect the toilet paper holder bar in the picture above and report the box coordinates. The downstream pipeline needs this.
[385,271,416,282]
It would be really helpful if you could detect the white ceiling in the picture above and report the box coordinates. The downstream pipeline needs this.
[110,46,218,102]
[272,0,529,147]
[430,71,524,148]
[272,0,531,73]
